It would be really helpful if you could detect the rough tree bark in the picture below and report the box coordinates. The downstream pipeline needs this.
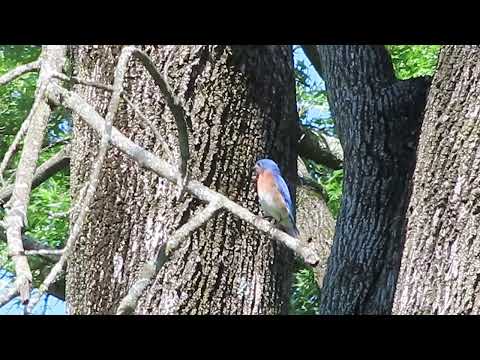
[393,46,480,315]
[66,45,299,314]
[312,46,431,314]
[296,158,334,287]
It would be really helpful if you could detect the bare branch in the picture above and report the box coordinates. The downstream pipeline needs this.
[52,72,114,92]
[167,201,222,255]
[116,201,222,314]
[0,59,41,86]
[115,250,165,315]
[298,126,343,170]
[127,47,190,199]
[0,60,50,185]
[46,83,320,267]
[24,249,64,256]
[0,113,32,186]
[0,224,61,262]
[0,145,70,204]
[3,46,67,304]
[0,287,18,308]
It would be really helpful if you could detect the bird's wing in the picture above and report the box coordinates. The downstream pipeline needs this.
[273,173,294,216]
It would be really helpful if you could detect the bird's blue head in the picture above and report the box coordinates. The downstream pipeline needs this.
[254,159,281,176]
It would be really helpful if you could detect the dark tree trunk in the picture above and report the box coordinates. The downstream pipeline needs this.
[314,45,430,314]
[66,45,299,314]
[393,46,480,314]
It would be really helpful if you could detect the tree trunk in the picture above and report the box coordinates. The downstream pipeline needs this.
[393,46,480,314]
[314,45,430,314]
[66,45,299,315]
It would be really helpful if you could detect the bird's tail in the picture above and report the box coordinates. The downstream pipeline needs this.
[284,213,300,238]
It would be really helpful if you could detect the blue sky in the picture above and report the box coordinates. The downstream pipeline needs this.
[294,46,322,84]
[293,46,330,123]
[0,269,66,315]
[0,46,324,316]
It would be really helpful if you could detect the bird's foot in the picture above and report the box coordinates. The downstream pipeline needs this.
[255,214,277,227]
[264,215,277,226]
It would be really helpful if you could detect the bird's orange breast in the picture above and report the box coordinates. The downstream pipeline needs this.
[257,171,276,194]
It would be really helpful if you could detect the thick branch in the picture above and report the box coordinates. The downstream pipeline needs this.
[3,46,66,304]
[47,83,320,266]
[315,45,430,315]
[0,59,41,86]
[298,127,343,169]
[0,145,70,204]
[302,46,324,79]
[296,158,335,288]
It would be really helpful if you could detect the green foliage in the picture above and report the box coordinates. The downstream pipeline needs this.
[386,45,441,80]
[26,151,70,249]
[0,46,41,159]
[293,49,334,136]
[318,169,343,217]
[289,265,320,314]
[302,159,343,218]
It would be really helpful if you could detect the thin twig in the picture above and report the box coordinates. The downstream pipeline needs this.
[0,145,70,204]
[0,59,41,86]
[127,47,190,200]
[0,224,62,262]
[166,201,222,255]
[116,201,222,314]
[52,71,114,92]
[0,59,48,186]
[115,250,164,315]
[0,112,32,186]
[24,249,64,256]
[4,46,67,305]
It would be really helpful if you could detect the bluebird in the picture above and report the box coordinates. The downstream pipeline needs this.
[254,159,300,238]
